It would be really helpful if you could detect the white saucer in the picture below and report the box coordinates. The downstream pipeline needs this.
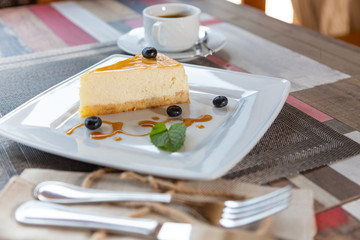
[117,26,227,61]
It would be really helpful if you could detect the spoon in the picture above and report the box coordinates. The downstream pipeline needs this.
[194,29,214,58]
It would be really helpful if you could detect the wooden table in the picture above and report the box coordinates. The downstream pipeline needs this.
[1,0,360,239]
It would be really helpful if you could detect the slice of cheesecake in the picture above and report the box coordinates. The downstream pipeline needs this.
[79,53,190,117]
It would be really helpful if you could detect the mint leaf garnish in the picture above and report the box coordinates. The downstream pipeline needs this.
[168,123,187,151]
[150,123,186,152]
[150,123,169,150]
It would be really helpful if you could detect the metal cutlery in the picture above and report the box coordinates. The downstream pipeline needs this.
[15,201,276,240]
[34,181,172,204]
[194,29,214,57]
[15,200,191,239]
[34,181,291,228]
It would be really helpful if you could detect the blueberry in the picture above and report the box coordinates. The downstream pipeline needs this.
[167,105,182,117]
[213,96,228,108]
[84,116,102,130]
[142,47,157,59]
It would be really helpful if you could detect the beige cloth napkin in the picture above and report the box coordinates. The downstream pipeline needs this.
[0,168,316,240]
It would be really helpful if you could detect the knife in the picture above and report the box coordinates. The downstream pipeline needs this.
[15,201,275,240]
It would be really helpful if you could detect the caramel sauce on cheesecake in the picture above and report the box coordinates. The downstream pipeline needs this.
[93,54,181,72]
[66,115,212,141]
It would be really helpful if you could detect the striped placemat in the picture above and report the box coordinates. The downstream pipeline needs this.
[0,0,349,91]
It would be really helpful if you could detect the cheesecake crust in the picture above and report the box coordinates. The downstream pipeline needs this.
[79,91,190,117]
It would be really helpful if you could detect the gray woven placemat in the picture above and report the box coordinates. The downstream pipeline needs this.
[223,103,360,183]
[0,42,359,187]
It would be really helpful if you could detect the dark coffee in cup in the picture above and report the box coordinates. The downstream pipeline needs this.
[157,13,189,18]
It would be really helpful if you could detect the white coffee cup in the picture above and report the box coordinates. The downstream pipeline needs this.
[143,3,201,52]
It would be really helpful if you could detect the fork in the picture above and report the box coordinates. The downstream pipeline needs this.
[34,181,291,228]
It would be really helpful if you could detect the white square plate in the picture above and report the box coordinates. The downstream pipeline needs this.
[0,55,290,180]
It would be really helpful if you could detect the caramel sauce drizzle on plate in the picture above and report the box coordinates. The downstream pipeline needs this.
[138,114,212,128]
[66,115,212,141]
